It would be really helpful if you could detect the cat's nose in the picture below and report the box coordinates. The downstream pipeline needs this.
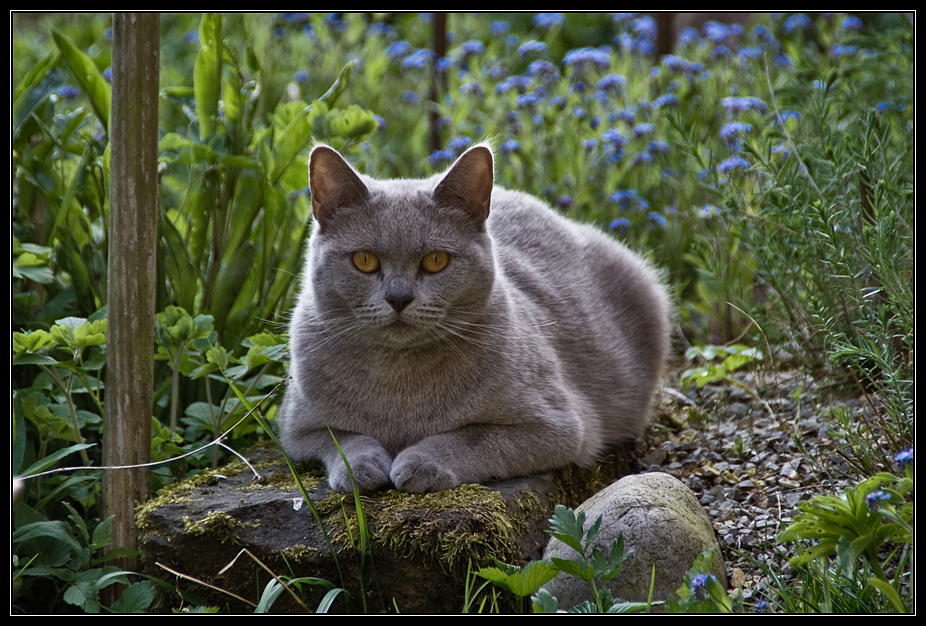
[385,279,414,313]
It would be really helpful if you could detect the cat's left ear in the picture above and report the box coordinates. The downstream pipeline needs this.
[433,144,494,222]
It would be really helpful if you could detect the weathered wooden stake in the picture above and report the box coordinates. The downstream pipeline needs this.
[104,12,160,572]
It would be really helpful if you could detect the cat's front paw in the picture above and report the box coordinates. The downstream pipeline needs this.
[326,447,392,492]
[390,449,460,493]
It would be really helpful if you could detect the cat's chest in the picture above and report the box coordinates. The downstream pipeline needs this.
[311,344,483,425]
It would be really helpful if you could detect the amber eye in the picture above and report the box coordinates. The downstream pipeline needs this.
[421,250,450,273]
[352,251,380,273]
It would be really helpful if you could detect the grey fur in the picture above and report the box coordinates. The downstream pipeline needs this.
[278,144,671,493]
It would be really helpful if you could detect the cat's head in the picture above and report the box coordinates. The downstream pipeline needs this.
[304,144,497,349]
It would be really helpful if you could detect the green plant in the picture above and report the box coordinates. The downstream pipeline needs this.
[774,447,913,613]
[665,549,740,613]
[12,504,156,613]
[477,504,652,613]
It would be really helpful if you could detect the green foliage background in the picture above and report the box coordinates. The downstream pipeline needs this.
[12,12,913,614]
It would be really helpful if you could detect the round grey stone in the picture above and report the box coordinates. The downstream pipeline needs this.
[541,472,727,607]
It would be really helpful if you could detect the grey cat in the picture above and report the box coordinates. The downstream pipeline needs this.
[278,143,670,493]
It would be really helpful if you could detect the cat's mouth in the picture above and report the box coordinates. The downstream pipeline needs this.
[370,316,439,349]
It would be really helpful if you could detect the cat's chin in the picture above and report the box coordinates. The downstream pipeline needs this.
[367,318,438,350]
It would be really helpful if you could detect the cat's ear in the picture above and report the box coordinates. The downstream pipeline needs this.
[433,144,494,222]
[309,145,369,229]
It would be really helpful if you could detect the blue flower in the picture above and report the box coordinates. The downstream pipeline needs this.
[840,15,863,32]
[631,15,657,41]
[647,140,669,155]
[57,85,79,100]
[632,151,654,166]
[772,144,791,158]
[582,138,598,152]
[528,60,559,80]
[654,93,678,108]
[751,24,775,45]
[490,21,510,36]
[609,217,630,233]
[448,136,472,154]
[776,110,801,125]
[293,70,310,83]
[755,600,769,613]
[690,573,716,599]
[556,195,573,210]
[516,92,542,109]
[386,40,413,60]
[647,212,666,227]
[833,44,858,57]
[518,40,548,57]
[718,155,751,173]
[866,489,892,511]
[720,122,753,146]
[367,23,396,38]
[677,27,700,47]
[703,20,731,44]
[488,65,509,81]
[534,13,566,30]
[500,139,520,154]
[738,46,764,62]
[602,128,625,148]
[496,75,532,95]
[460,81,485,98]
[895,447,913,471]
[610,109,636,125]
[563,47,611,71]
[662,54,688,72]
[597,73,626,93]
[783,13,813,35]
[459,40,485,57]
[633,123,655,137]
[721,96,768,116]
[401,48,435,71]
[572,106,586,120]
[402,90,420,104]
[609,189,639,209]
[427,148,456,168]
[774,52,793,68]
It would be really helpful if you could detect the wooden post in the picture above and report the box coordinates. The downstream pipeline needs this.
[104,12,160,571]
[429,13,447,154]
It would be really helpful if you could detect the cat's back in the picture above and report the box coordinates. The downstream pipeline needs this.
[485,187,670,442]
[486,187,663,313]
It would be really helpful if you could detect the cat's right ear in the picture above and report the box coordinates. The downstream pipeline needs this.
[309,145,369,230]
[434,144,494,223]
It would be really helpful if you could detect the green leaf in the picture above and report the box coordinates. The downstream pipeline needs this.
[550,557,595,583]
[531,588,559,614]
[209,242,256,332]
[317,60,355,108]
[51,30,111,130]
[12,519,85,559]
[867,576,909,613]
[327,104,378,140]
[109,581,157,614]
[545,505,587,555]
[20,443,96,477]
[267,102,322,186]
[478,559,559,597]
[193,13,223,139]
[13,56,64,141]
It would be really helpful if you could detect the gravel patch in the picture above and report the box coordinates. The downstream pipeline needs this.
[639,367,892,605]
